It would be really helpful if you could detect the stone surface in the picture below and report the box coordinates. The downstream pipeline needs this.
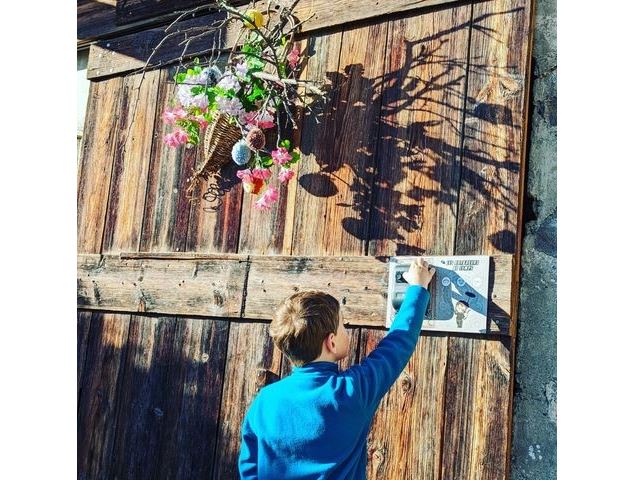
[511,0,557,478]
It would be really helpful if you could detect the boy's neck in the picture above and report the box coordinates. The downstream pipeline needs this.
[311,351,339,364]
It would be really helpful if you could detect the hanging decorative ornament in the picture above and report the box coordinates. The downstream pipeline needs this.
[244,9,264,29]
[246,127,266,151]
[231,139,252,165]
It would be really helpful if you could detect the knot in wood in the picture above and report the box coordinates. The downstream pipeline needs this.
[201,353,209,363]
[399,373,413,393]
[153,407,164,418]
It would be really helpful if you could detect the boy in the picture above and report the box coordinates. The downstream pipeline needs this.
[238,258,435,479]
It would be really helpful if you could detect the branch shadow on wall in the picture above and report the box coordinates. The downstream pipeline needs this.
[293,8,523,255]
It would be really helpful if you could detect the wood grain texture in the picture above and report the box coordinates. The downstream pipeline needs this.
[102,71,161,254]
[441,336,512,480]
[77,313,131,480]
[362,5,472,477]
[78,253,513,332]
[292,21,389,256]
[109,315,229,479]
[213,322,282,479]
[237,40,304,256]
[85,0,472,78]
[77,254,248,317]
[363,330,448,480]
[139,68,197,253]
[77,310,93,399]
[368,5,471,257]
[77,77,123,254]
[455,0,530,256]
[442,1,533,478]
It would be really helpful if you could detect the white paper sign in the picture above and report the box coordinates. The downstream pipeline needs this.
[385,255,490,333]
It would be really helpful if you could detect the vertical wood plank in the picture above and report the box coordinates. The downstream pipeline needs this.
[77,310,93,400]
[293,21,390,256]
[77,313,131,480]
[441,336,512,480]
[237,40,306,255]
[443,1,532,478]
[103,71,161,254]
[77,77,123,254]
[172,318,229,479]
[455,0,530,255]
[212,322,282,479]
[362,330,448,480]
[109,315,229,480]
[140,68,197,253]
[362,5,472,479]
[367,6,471,257]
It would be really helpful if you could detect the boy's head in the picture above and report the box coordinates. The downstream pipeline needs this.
[270,290,349,366]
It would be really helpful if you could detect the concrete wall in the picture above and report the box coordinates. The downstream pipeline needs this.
[511,0,557,478]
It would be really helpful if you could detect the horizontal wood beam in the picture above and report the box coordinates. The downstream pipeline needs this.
[78,252,513,334]
[86,0,468,80]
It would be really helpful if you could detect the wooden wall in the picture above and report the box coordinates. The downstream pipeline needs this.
[77,0,534,478]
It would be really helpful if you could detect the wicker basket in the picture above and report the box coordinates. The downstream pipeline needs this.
[186,113,243,194]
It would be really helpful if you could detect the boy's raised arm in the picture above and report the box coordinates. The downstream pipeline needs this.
[345,258,434,409]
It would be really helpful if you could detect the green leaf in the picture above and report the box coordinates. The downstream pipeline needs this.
[260,156,273,168]
[279,139,291,149]
[290,151,301,164]
[175,72,187,83]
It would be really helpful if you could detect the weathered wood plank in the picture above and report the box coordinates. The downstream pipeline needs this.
[77,313,131,480]
[77,310,93,400]
[77,254,248,317]
[363,330,448,480]
[109,315,229,479]
[116,0,219,25]
[102,71,161,254]
[86,0,475,79]
[77,77,123,254]
[172,318,230,478]
[139,67,196,253]
[367,5,471,257]
[78,253,513,332]
[237,41,303,256]
[441,336,512,480]
[213,322,282,479]
[455,0,529,256]
[361,5,472,478]
[442,1,533,477]
[292,21,389,256]
[244,255,388,325]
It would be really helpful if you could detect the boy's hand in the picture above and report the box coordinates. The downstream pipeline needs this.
[403,258,436,289]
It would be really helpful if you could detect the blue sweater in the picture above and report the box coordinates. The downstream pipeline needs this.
[238,284,430,479]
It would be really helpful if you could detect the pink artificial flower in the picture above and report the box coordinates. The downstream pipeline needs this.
[278,167,295,183]
[287,45,301,69]
[271,147,292,165]
[162,107,187,124]
[252,168,272,180]
[242,110,276,130]
[254,185,280,211]
[163,129,189,147]
[194,115,208,129]
[237,168,265,194]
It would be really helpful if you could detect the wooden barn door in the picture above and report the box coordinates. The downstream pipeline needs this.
[77,1,534,478]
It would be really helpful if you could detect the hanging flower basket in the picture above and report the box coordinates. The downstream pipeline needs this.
[186,112,243,194]
[160,0,326,210]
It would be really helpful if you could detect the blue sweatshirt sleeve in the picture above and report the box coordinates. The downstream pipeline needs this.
[345,284,430,410]
[238,410,258,479]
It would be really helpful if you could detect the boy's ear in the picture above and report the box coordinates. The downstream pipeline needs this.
[324,332,337,354]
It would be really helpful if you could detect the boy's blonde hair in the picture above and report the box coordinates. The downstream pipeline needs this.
[270,290,340,366]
